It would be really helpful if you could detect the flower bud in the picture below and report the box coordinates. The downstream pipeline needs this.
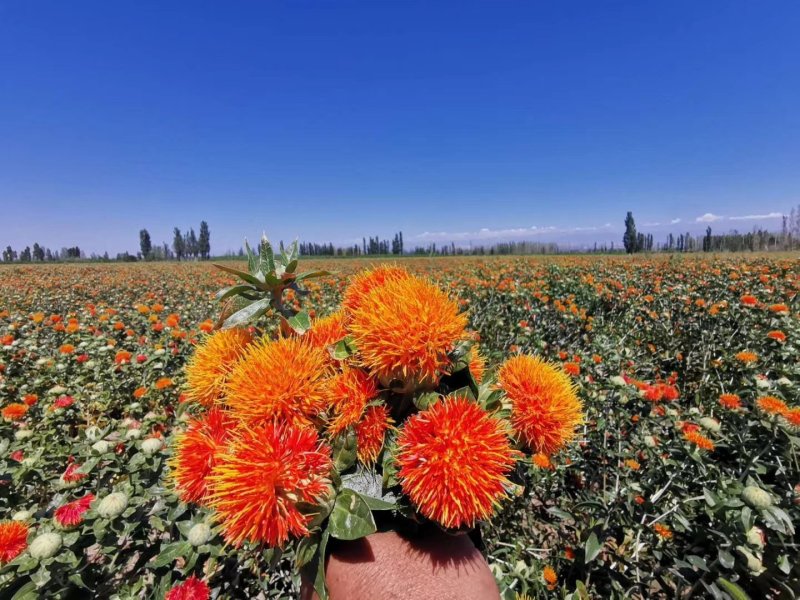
[15,430,33,441]
[187,523,212,546]
[699,417,720,433]
[29,532,62,559]
[742,486,772,509]
[12,510,33,521]
[92,440,111,454]
[746,526,765,549]
[96,492,128,518]
[736,546,765,575]
[141,438,163,455]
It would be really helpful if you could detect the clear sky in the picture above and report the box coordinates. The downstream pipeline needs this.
[1,1,799,254]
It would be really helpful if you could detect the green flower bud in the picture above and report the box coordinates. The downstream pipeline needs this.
[97,492,128,518]
[742,486,772,509]
[29,532,62,559]
[187,523,212,546]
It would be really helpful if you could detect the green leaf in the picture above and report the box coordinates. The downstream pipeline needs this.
[718,548,735,569]
[245,239,258,274]
[287,311,312,335]
[10,581,38,600]
[332,430,358,472]
[213,263,268,289]
[331,337,357,360]
[30,566,51,588]
[259,234,276,274]
[152,541,190,568]
[341,468,397,511]
[215,284,259,302]
[295,532,320,569]
[294,270,332,283]
[328,489,377,541]
[313,530,330,600]
[584,532,602,563]
[221,298,271,329]
[716,578,751,600]
[413,391,440,411]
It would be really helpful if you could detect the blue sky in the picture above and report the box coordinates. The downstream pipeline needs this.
[1,1,799,254]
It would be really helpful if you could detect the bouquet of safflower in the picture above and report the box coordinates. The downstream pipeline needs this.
[169,237,583,599]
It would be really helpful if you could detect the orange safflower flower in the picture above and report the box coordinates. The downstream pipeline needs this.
[498,355,583,455]
[767,330,787,342]
[532,452,554,470]
[624,459,641,470]
[735,351,758,364]
[114,350,132,365]
[740,294,757,306]
[155,377,173,390]
[326,368,378,436]
[225,336,330,428]
[198,319,214,333]
[170,408,236,505]
[684,430,714,451]
[349,275,468,388]
[22,394,38,406]
[768,303,789,314]
[355,404,392,465]
[757,395,788,416]
[782,408,800,430]
[563,362,580,376]
[185,328,252,407]
[341,265,411,316]
[0,521,28,563]
[2,403,28,421]
[133,387,147,399]
[468,346,486,384]
[653,523,672,539]
[59,344,75,355]
[303,311,347,354]
[542,566,557,590]
[396,397,520,529]
[719,394,741,410]
[207,421,332,548]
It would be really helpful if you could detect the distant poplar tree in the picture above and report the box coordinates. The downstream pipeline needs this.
[139,229,152,259]
[172,228,185,261]
[199,221,211,259]
[623,212,638,254]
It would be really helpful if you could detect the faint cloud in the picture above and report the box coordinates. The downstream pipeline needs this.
[642,222,661,227]
[414,223,612,242]
[670,218,681,224]
[695,213,723,223]
[728,212,783,221]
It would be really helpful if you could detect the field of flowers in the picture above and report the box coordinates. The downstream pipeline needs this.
[0,254,798,599]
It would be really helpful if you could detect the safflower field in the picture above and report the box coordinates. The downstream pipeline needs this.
[0,253,798,599]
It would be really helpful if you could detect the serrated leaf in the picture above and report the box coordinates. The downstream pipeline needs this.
[295,532,320,569]
[216,284,259,302]
[413,391,440,411]
[10,581,38,600]
[259,235,276,274]
[328,489,377,541]
[332,430,358,472]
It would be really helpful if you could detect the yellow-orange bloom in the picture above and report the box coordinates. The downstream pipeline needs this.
[497,355,583,455]
[735,351,758,364]
[757,395,788,416]
[683,430,714,451]
[396,397,520,529]
[225,336,330,428]
[170,408,236,505]
[542,565,557,590]
[719,394,741,410]
[303,311,347,354]
[532,452,554,470]
[341,265,411,316]
[355,404,392,465]
[653,523,672,539]
[2,403,28,421]
[349,275,467,388]
[767,330,787,342]
[326,368,378,436]
[155,377,173,390]
[468,346,487,384]
[207,422,332,548]
[185,328,252,407]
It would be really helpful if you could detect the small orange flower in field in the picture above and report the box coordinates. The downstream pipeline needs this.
[22,394,38,406]
[0,521,28,563]
[396,397,521,529]
[653,523,672,539]
[735,351,758,364]
[303,311,347,353]
[166,314,180,327]
[198,319,214,333]
[768,303,789,314]
[542,565,557,590]
[2,403,28,421]
[624,459,641,471]
[59,344,75,355]
[326,368,378,436]
[767,330,787,342]
[207,421,332,548]
[740,294,757,306]
[341,265,411,316]
[349,275,467,388]
[155,377,173,390]
[114,350,132,365]
[170,408,236,505]
[634,495,645,505]
[532,452,554,470]
[563,362,580,376]
[225,336,330,428]
[757,395,788,416]
[684,430,714,451]
[185,328,252,407]
[133,387,147,399]
[355,404,392,465]
[564,547,576,560]
[498,355,583,455]
[782,408,800,430]
[468,346,487,384]
[719,394,742,410]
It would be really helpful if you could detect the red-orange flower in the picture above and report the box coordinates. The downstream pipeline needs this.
[395,397,520,529]
[768,303,789,314]
[740,294,757,306]
[170,408,236,505]
[719,393,741,410]
[468,346,487,384]
[2,403,28,421]
[114,350,132,365]
[349,275,467,388]
[355,404,392,465]
[326,368,378,436]
[542,565,558,590]
[155,377,173,390]
[757,395,788,416]
[185,328,252,407]
[497,355,583,455]
[59,344,75,355]
[767,330,787,342]
[653,523,672,539]
[735,351,758,364]
[532,452,554,470]
[783,408,800,430]
[0,521,28,563]
[303,311,347,354]
[54,494,95,527]
[225,336,330,428]
[684,430,714,451]
[563,362,580,376]
[165,575,210,600]
[207,422,332,548]
[341,265,411,316]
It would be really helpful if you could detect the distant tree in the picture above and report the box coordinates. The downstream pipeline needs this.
[623,212,638,253]
[199,221,211,259]
[703,226,712,252]
[45,248,53,261]
[32,243,44,261]
[20,246,32,262]
[172,228,185,260]
[2,246,14,262]
[139,229,152,259]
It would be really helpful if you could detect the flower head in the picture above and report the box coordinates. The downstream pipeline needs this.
[653,523,672,539]
[735,351,758,364]
[165,575,211,600]
[185,328,252,407]
[341,265,411,316]
[2,403,28,421]
[304,311,347,354]
[497,355,583,455]
[54,493,95,528]
[395,397,520,529]
[326,368,378,436]
[0,521,28,563]
[225,336,330,428]
[757,395,788,416]
[355,404,392,465]
[349,275,467,388]
[468,346,486,384]
[207,422,332,548]
[719,394,741,410]
[170,408,236,505]
[684,430,715,451]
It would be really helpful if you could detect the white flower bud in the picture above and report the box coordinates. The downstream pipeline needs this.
[97,492,128,518]
[187,523,212,546]
[742,486,772,509]
[141,438,163,455]
[29,532,62,559]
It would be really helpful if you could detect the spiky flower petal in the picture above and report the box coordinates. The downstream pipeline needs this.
[326,368,378,436]
[185,328,252,407]
[355,404,392,465]
[341,265,411,316]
